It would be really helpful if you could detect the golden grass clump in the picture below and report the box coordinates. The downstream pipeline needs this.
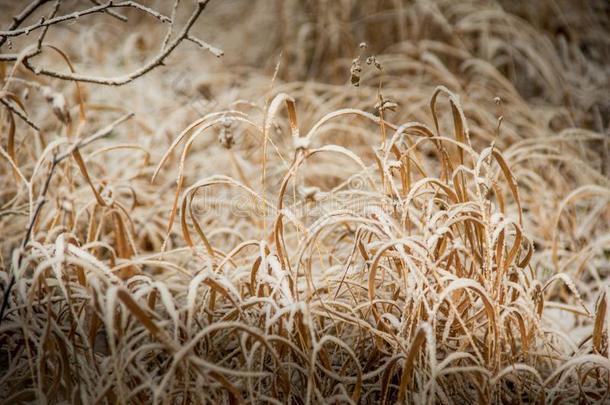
[0,0,609,403]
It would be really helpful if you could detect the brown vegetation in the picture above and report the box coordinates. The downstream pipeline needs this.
[0,0,609,403]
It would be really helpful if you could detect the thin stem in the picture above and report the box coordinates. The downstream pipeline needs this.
[0,0,50,48]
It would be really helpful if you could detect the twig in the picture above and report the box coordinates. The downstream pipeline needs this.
[0,53,22,61]
[22,0,213,85]
[0,1,171,38]
[161,0,181,51]
[0,0,222,65]
[0,0,50,48]
[186,34,224,58]
[90,0,128,22]
[35,1,60,52]
[0,98,40,131]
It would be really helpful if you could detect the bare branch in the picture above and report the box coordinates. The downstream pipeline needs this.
[0,0,50,48]
[161,0,181,51]
[0,98,40,131]
[90,0,128,22]
[1,0,222,69]
[187,34,224,58]
[0,53,20,61]
[0,1,172,38]
[36,1,61,51]
[22,0,214,85]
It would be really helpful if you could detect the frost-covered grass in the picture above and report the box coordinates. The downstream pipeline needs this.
[0,0,609,403]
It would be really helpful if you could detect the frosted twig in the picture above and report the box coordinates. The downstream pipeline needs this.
[0,0,50,48]
[186,35,224,58]
[0,98,40,131]
[0,0,222,67]
[21,0,215,85]
[89,0,128,22]
[0,1,172,38]
[161,0,181,51]
[35,1,61,51]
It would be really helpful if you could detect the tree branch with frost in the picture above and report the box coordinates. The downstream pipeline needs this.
[0,98,40,130]
[0,1,171,38]
[0,0,223,83]
[0,0,50,48]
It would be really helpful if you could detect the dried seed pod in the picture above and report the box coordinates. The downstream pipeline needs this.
[42,86,70,124]
[218,117,234,149]
[350,58,362,87]
[375,96,398,113]
[366,55,382,70]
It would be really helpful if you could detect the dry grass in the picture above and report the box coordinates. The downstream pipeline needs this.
[0,0,609,403]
